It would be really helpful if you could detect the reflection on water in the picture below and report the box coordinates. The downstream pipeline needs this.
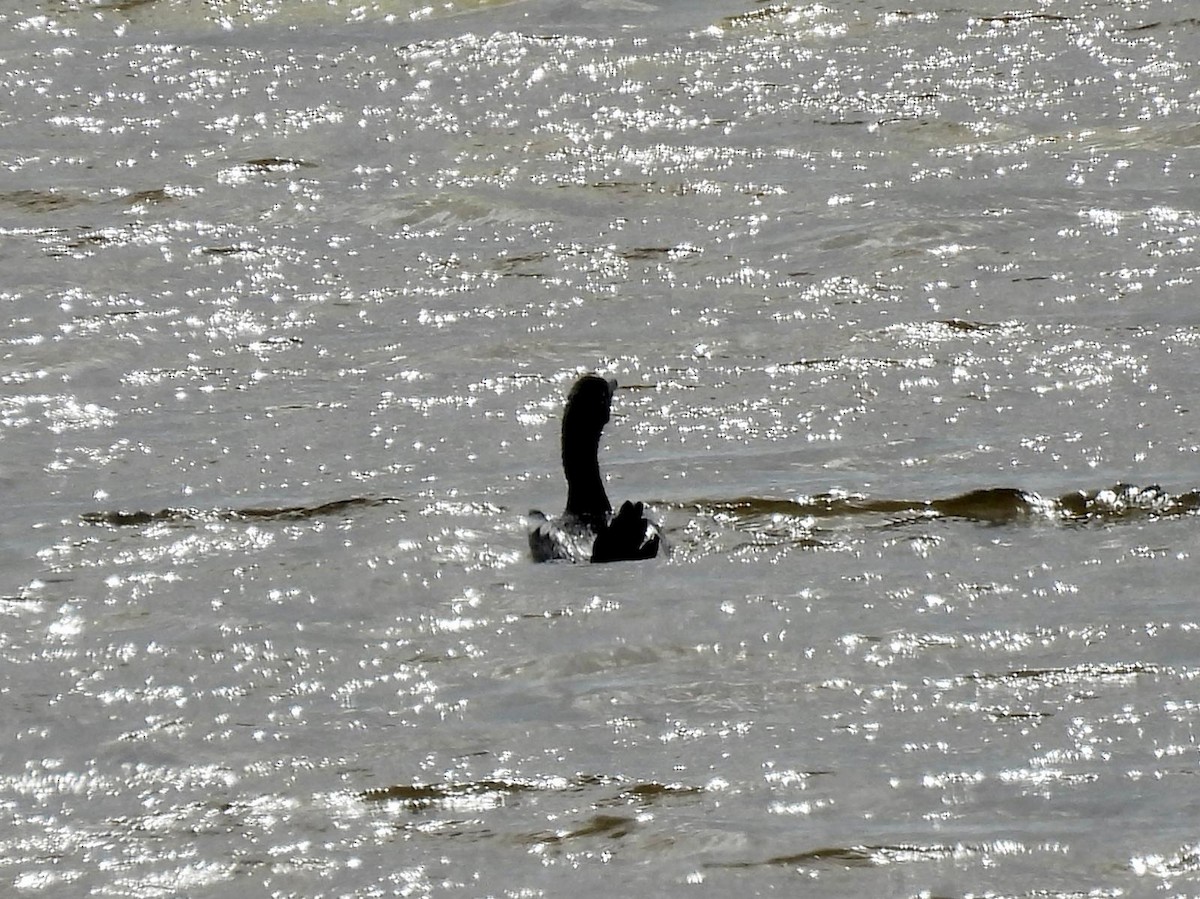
[4,0,1200,894]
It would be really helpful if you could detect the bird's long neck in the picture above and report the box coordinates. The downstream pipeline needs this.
[563,425,610,523]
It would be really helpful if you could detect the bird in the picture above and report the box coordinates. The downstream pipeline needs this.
[528,373,664,563]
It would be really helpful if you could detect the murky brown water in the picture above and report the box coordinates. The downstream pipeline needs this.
[4,0,1200,895]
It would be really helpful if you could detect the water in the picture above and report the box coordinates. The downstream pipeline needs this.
[3,0,1200,894]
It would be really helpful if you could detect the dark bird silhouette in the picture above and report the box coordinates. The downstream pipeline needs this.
[528,374,664,563]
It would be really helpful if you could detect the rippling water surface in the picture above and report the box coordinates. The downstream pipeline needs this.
[4,0,1200,894]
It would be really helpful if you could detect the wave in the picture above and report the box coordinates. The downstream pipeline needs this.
[359,774,702,813]
[709,840,1021,870]
[685,482,1200,528]
[80,496,401,527]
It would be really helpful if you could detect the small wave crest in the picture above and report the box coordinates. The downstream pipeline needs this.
[691,482,1200,528]
[80,496,402,527]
